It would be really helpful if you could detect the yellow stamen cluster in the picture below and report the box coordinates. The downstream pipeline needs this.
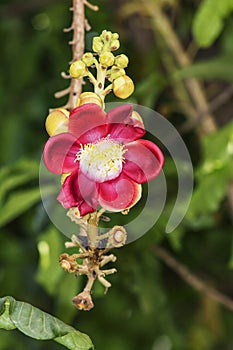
[75,138,127,182]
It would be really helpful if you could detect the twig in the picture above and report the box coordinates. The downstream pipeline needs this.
[143,0,217,135]
[180,85,233,134]
[84,0,99,11]
[55,0,98,110]
[153,246,233,312]
[65,0,85,110]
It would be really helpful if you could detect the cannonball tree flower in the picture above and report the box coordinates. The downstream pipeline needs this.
[43,103,164,216]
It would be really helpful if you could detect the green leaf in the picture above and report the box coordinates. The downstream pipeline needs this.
[0,296,94,350]
[173,57,233,82]
[0,159,39,204]
[36,228,80,323]
[193,0,233,47]
[0,185,54,228]
[36,227,64,295]
[186,121,233,228]
[199,119,233,175]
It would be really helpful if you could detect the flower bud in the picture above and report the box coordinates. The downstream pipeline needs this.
[112,33,119,40]
[110,39,120,51]
[114,54,129,68]
[132,111,143,124]
[69,60,86,79]
[82,52,95,66]
[77,92,103,108]
[113,75,134,99]
[100,30,112,42]
[108,67,125,82]
[99,52,115,67]
[92,37,103,53]
[45,108,69,136]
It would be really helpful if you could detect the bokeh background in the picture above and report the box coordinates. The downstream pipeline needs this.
[1,0,233,349]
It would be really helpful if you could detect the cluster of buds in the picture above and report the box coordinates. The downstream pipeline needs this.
[69,30,134,105]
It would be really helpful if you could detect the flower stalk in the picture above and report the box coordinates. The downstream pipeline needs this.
[44,3,164,310]
[59,209,122,310]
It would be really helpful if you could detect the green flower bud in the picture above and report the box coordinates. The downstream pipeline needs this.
[100,30,112,42]
[108,67,125,82]
[114,54,129,68]
[110,39,120,51]
[112,33,119,40]
[69,60,86,79]
[93,37,103,53]
[99,52,115,67]
[82,52,95,66]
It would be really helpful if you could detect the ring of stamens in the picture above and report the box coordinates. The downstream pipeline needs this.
[75,137,127,182]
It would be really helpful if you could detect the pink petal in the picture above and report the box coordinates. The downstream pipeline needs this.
[69,103,107,143]
[106,105,145,143]
[43,133,79,174]
[123,139,164,183]
[108,123,145,143]
[98,173,142,212]
[106,104,133,123]
[57,170,99,215]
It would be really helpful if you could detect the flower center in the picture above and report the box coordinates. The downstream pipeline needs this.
[75,138,126,183]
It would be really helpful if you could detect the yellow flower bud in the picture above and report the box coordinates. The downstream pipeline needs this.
[114,54,129,68]
[99,52,115,67]
[45,108,69,136]
[132,111,144,124]
[112,33,119,40]
[76,92,103,108]
[82,52,95,66]
[69,60,86,79]
[110,39,120,51]
[108,67,125,82]
[100,30,112,42]
[113,75,134,99]
[132,111,144,128]
[92,37,103,53]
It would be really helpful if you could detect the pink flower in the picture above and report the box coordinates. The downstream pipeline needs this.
[43,104,164,216]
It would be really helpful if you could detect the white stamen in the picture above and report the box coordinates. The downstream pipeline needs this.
[75,138,126,182]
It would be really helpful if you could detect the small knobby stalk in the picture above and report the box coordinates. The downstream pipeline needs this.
[54,0,99,110]
[59,208,127,311]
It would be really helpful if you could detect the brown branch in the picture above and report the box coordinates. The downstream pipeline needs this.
[180,85,233,134]
[153,246,233,312]
[65,0,85,110]
[55,0,98,110]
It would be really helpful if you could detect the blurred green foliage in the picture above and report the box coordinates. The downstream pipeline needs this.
[0,0,233,349]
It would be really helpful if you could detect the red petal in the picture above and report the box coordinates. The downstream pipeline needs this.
[123,139,164,183]
[106,104,133,123]
[57,170,99,215]
[106,105,145,143]
[98,173,142,212]
[69,103,107,143]
[43,133,79,174]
